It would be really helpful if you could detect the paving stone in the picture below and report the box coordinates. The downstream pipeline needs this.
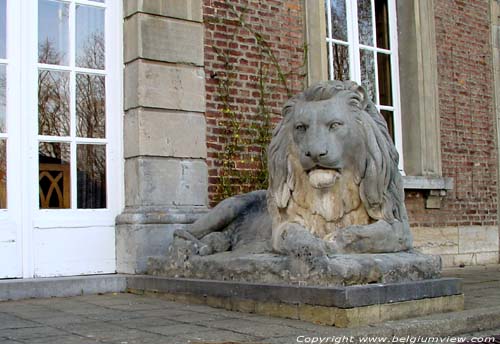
[0,313,40,330]
[107,317,178,330]
[170,329,262,343]
[145,323,213,336]
[0,326,67,341]
[202,318,303,338]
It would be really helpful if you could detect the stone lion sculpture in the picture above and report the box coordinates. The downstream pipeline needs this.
[172,80,412,260]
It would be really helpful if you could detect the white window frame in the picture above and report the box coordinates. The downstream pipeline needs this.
[2,0,123,278]
[324,0,404,172]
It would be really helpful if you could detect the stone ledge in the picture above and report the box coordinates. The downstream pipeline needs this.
[125,275,462,309]
[0,275,127,301]
[403,176,453,190]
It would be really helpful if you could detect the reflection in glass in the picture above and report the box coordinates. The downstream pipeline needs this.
[39,142,71,209]
[377,52,392,106]
[328,44,349,81]
[0,0,6,59]
[0,139,6,208]
[38,70,70,136]
[375,0,390,49]
[77,144,106,209]
[358,0,373,46]
[76,5,105,69]
[360,50,376,102]
[329,0,348,41]
[380,110,394,142]
[38,0,69,65]
[0,64,5,133]
[76,74,105,138]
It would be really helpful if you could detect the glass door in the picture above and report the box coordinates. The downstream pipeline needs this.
[0,0,122,278]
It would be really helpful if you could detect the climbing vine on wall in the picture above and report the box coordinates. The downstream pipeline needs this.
[209,0,307,203]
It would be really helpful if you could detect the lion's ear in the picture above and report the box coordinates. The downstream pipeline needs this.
[348,84,369,111]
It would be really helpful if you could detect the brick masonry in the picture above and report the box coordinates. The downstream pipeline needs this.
[201,0,499,264]
[405,0,497,229]
[203,0,306,205]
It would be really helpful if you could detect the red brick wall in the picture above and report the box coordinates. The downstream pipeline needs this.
[405,0,497,227]
[203,0,306,205]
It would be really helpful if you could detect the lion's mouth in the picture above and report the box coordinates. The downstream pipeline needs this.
[307,168,341,189]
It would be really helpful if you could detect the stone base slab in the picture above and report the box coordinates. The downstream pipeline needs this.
[152,250,442,286]
[126,275,463,327]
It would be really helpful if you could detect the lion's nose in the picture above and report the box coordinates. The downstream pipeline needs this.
[305,150,328,160]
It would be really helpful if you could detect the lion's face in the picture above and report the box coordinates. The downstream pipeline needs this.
[291,94,366,189]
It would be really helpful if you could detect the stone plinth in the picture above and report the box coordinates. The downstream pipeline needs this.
[126,275,463,327]
[149,250,442,286]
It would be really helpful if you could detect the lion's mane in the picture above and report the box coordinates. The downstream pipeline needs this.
[267,80,408,239]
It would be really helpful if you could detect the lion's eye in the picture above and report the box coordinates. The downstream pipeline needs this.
[295,124,307,132]
[329,121,343,130]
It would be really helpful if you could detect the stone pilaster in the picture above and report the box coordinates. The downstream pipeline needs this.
[116,0,207,273]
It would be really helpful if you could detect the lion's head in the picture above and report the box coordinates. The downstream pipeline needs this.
[267,80,408,240]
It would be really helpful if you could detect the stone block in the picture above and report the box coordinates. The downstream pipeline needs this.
[124,13,203,65]
[124,0,202,22]
[298,304,336,325]
[459,226,499,254]
[124,109,206,159]
[206,296,232,310]
[124,60,205,112]
[116,223,183,274]
[256,302,299,320]
[124,157,208,207]
[231,298,257,314]
[475,251,499,265]
[412,226,459,255]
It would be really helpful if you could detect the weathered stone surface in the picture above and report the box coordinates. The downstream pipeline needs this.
[459,225,499,254]
[153,245,442,286]
[116,223,184,274]
[124,157,207,207]
[124,60,205,112]
[124,14,203,65]
[124,109,206,159]
[124,0,203,22]
[413,226,459,255]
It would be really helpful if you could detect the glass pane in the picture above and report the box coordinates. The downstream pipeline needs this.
[377,52,392,106]
[77,144,106,209]
[38,70,70,136]
[360,49,376,102]
[38,0,70,65]
[375,0,390,49]
[358,0,373,46]
[380,109,394,142]
[329,0,348,41]
[76,5,105,69]
[39,142,71,209]
[328,44,349,81]
[76,73,105,138]
[0,0,6,59]
[0,139,6,208]
[0,64,5,133]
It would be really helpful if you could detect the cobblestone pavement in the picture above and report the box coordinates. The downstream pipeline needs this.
[0,264,499,344]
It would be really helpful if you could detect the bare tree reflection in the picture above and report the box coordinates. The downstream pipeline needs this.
[38,32,106,209]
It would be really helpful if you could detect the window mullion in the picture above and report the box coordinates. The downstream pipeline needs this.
[346,0,358,81]
[69,0,77,210]
[387,0,404,171]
